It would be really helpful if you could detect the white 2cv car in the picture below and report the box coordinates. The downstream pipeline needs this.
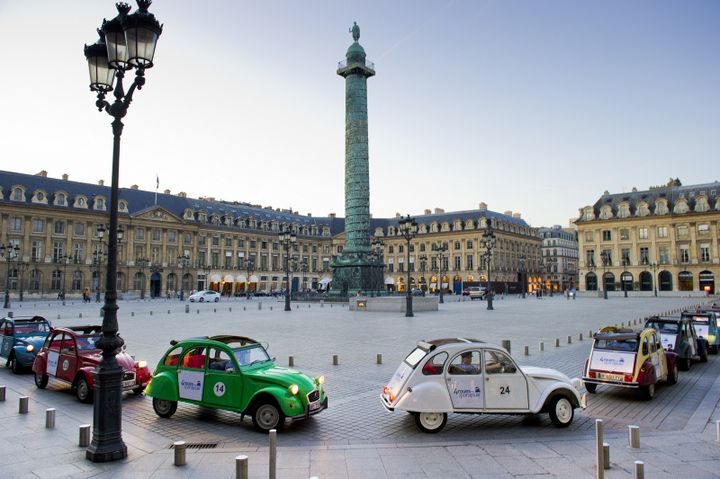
[381,338,586,433]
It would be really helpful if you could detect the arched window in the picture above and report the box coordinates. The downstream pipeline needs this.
[678,271,693,291]
[639,271,652,291]
[72,271,83,290]
[603,272,615,291]
[655,200,668,215]
[659,271,673,291]
[599,206,613,219]
[586,272,597,291]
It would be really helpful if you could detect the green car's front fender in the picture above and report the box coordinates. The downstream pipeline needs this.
[144,370,179,401]
[251,385,305,418]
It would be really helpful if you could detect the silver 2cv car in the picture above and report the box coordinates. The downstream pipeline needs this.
[381,338,586,433]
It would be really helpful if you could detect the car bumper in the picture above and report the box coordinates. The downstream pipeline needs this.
[380,394,394,412]
[583,377,640,389]
[292,396,328,421]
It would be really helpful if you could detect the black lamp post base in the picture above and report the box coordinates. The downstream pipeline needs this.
[405,295,414,317]
[86,362,127,463]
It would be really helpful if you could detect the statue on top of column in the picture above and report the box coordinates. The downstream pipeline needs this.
[350,22,360,42]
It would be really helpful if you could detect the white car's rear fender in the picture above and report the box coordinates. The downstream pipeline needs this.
[395,380,452,412]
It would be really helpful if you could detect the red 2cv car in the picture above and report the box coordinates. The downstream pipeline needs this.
[32,325,151,403]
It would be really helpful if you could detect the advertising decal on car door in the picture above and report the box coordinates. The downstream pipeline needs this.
[178,370,204,401]
[47,350,59,376]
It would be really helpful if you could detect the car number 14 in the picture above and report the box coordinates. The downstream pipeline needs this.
[214,382,226,397]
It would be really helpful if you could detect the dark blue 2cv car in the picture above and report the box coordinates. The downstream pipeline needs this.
[0,316,52,373]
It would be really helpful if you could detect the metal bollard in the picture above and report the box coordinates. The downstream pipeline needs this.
[269,429,277,479]
[197,309,200,314]
[555,338,560,348]
[0,385,5,401]
[589,330,593,338]
[131,311,135,317]
[19,396,29,414]
[150,310,153,316]
[229,307,232,312]
[634,461,644,479]
[628,425,640,448]
[174,441,186,466]
[270,306,273,311]
[523,345,529,356]
[603,442,610,469]
[579,333,583,341]
[167,310,170,314]
[596,419,604,479]
[235,455,249,479]
[258,302,262,310]
[716,420,720,442]
[79,313,82,318]
[214,308,216,313]
[46,408,56,428]
[501,340,511,354]
[333,354,339,365]
[567,335,572,344]
[288,355,294,367]
[185,304,190,313]
[377,353,382,364]
[79,424,91,447]
[539,342,544,352]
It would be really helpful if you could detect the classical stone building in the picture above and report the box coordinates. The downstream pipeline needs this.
[575,179,719,294]
[539,225,578,293]
[0,170,541,299]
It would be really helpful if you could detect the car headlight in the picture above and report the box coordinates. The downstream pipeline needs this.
[25,345,34,353]
[288,384,299,395]
[315,375,325,386]
[136,360,147,369]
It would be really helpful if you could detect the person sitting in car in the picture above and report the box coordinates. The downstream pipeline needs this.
[454,352,479,374]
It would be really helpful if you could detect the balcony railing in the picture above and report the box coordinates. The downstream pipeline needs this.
[337,59,375,70]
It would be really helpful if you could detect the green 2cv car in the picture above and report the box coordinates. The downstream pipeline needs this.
[144,335,327,432]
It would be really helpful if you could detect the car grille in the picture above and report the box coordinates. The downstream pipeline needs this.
[123,371,136,382]
[307,390,320,403]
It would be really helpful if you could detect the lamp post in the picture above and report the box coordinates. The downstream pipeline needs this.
[1,243,20,309]
[55,254,71,305]
[480,222,497,310]
[136,258,149,300]
[600,251,609,300]
[519,255,526,298]
[244,258,255,299]
[651,262,658,297]
[419,254,427,293]
[371,237,384,295]
[278,228,297,311]
[398,215,417,317]
[178,252,190,300]
[299,259,308,296]
[92,251,108,303]
[96,224,124,302]
[434,242,447,304]
[83,0,162,462]
[17,261,28,302]
[622,257,629,298]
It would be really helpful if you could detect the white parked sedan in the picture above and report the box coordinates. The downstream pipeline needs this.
[187,290,221,303]
[381,338,586,433]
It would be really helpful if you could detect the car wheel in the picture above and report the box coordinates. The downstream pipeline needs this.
[214,297,219,302]
[667,363,678,385]
[681,356,691,371]
[641,383,655,400]
[199,297,205,302]
[75,376,93,403]
[700,348,708,363]
[414,412,447,433]
[252,402,284,433]
[34,372,49,389]
[11,357,23,374]
[132,386,145,396]
[548,396,574,427]
[584,382,597,394]
[153,398,177,418]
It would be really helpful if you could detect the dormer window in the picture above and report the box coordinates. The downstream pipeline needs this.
[94,197,106,210]
[11,186,25,202]
[695,196,709,213]
[54,193,67,206]
[599,206,613,220]
[673,199,688,214]
[617,203,630,218]
[183,208,194,220]
[655,200,668,215]
[118,200,128,213]
[74,195,88,208]
[582,207,595,221]
[32,190,48,204]
[637,202,649,217]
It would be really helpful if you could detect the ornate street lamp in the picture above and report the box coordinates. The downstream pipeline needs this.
[17,261,28,302]
[54,254,72,305]
[1,243,20,309]
[433,242,448,304]
[136,257,150,300]
[83,0,161,462]
[244,257,255,299]
[622,257,629,298]
[299,258,308,296]
[651,261,658,297]
[419,254,427,293]
[278,228,297,311]
[480,221,497,310]
[398,215,417,317]
[178,252,190,300]
[519,255,526,299]
[371,237,384,296]
[600,251,610,300]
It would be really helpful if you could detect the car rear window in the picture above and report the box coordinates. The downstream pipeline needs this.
[690,316,709,325]
[646,321,679,334]
[594,339,638,352]
[404,347,428,368]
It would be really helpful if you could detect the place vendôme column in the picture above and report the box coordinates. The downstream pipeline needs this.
[331,22,384,297]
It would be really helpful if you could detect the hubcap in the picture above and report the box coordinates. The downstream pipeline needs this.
[556,399,572,423]
[419,412,443,429]
[156,400,172,414]
[257,404,279,429]
[77,380,88,400]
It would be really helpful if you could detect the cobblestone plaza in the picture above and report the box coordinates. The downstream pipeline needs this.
[2,294,720,477]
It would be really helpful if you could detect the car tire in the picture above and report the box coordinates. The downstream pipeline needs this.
[584,382,597,394]
[214,297,219,302]
[11,356,23,374]
[199,297,205,302]
[700,347,708,363]
[75,376,93,403]
[132,386,145,396]
[34,372,49,389]
[681,356,691,371]
[252,402,284,433]
[548,396,574,427]
[414,412,447,433]
[641,383,655,400]
[153,398,178,418]
[667,363,678,385]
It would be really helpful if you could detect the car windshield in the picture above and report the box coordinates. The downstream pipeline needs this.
[646,321,679,334]
[690,316,709,325]
[77,334,102,351]
[13,321,50,334]
[404,347,428,368]
[594,338,638,352]
[233,344,271,367]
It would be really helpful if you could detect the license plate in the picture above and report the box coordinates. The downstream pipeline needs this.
[308,401,321,412]
[597,372,624,381]
[121,379,135,389]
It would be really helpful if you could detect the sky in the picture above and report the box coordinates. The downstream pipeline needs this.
[1,0,718,228]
